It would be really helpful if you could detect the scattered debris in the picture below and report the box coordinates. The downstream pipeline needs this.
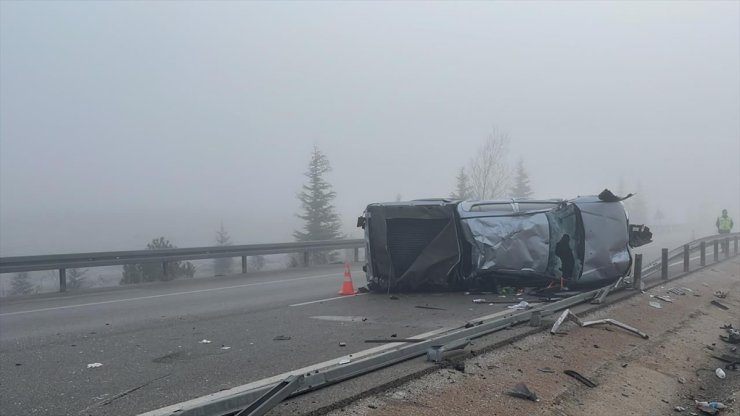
[472,298,487,304]
[678,376,687,384]
[695,401,726,415]
[581,318,649,339]
[508,382,539,401]
[655,295,674,303]
[507,301,531,310]
[339,342,347,347]
[649,301,662,309]
[564,370,597,388]
[710,300,729,310]
[390,333,397,338]
[714,291,728,299]
[220,346,231,350]
[720,329,740,344]
[389,295,399,300]
[538,367,555,373]
[453,362,465,373]
[550,309,583,334]
[715,368,726,379]
[367,404,377,409]
[273,335,291,341]
[414,305,447,310]
[87,363,103,369]
[199,339,212,344]
[675,405,687,412]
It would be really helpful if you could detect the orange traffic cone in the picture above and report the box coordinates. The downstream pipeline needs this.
[338,263,357,296]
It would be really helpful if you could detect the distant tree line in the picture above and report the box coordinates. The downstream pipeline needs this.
[451,127,534,201]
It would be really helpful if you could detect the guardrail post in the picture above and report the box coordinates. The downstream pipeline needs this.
[700,241,706,266]
[725,237,730,259]
[303,251,310,267]
[661,248,668,280]
[353,247,359,263]
[241,256,247,274]
[632,254,642,290]
[683,244,690,273]
[713,240,719,262]
[735,236,738,255]
[162,262,169,279]
[59,268,67,292]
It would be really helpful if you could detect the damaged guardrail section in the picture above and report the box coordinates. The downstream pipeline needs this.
[141,233,739,416]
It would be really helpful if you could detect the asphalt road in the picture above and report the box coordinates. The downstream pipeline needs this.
[0,264,516,416]
[0,239,727,416]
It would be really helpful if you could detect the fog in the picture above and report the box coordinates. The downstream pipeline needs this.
[1,1,738,256]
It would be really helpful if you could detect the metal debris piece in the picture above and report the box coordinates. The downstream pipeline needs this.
[199,339,212,344]
[675,406,686,411]
[472,298,487,303]
[508,382,539,402]
[677,376,686,384]
[339,342,347,347]
[550,309,583,334]
[655,295,674,303]
[564,370,597,387]
[649,301,662,309]
[414,305,447,311]
[273,335,291,341]
[714,291,728,299]
[87,363,103,369]
[538,367,555,373]
[220,346,231,350]
[581,319,649,339]
[710,300,729,310]
[338,358,351,365]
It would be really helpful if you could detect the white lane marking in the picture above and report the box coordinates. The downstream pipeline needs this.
[0,273,339,317]
[290,293,367,307]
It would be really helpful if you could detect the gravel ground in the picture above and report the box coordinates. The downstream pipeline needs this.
[326,258,740,416]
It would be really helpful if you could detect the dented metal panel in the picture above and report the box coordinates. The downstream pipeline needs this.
[573,197,632,285]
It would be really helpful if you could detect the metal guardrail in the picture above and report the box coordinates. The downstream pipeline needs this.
[0,239,365,291]
[140,232,740,416]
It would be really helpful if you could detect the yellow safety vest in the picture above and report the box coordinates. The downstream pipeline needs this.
[718,216,732,232]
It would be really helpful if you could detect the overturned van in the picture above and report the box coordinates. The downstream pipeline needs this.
[357,190,652,292]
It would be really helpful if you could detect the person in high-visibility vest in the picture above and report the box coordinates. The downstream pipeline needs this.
[716,209,734,234]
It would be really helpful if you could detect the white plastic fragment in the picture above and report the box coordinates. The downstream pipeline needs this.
[715,368,726,379]
[199,339,212,344]
[507,301,530,310]
[648,301,662,309]
[87,363,103,368]
[220,346,231,350]
[338,358,351,365]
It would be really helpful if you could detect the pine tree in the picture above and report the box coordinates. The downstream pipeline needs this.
[213,222,233,276]
[11,272,35,295]
[510,158,533,198]
[294,146,343,264]
[66,268,87,290]
[450,167,472,200]
[121,237,196,284]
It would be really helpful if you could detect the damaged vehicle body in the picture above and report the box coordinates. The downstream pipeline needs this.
[357,190,652,292]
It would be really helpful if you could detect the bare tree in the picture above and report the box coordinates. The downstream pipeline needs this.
[468,128,512,199]
[11,272,35,295]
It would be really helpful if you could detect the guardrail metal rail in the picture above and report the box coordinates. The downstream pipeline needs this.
[0,239,365,292]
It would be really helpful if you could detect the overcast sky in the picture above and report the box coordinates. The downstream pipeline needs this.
[1,1,738,255]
